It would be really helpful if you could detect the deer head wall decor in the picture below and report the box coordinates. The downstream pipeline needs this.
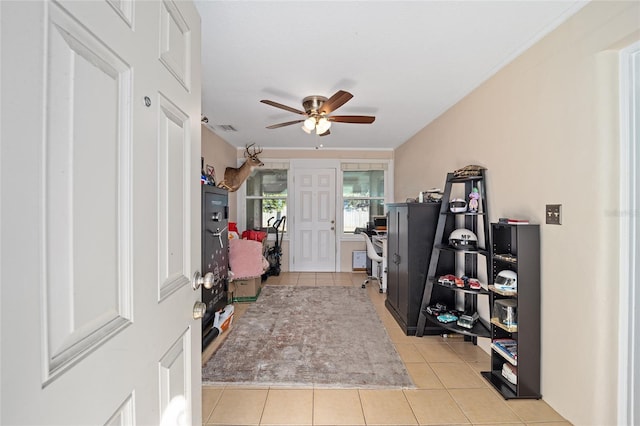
[217,143,264,192]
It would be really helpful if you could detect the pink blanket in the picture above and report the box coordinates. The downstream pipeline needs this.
[229,238,268,279]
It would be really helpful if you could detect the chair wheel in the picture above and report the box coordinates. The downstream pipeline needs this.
[361,284,366,288]
[379,289,383,293]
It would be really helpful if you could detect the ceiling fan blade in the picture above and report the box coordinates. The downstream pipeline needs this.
[328,115,376,124]
[266,119,305,129]
[319,129,331,137]
[318,90,353,114]
[260,99,306,115]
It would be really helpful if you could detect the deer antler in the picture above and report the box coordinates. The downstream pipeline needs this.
[244,143,254,158]
[244,143,262,158]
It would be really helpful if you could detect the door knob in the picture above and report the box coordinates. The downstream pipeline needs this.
[193,301,207,319]
[192,271,214,290]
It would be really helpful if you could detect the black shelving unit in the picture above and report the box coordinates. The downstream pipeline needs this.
[415,170,491,341]
[481,223,541,399]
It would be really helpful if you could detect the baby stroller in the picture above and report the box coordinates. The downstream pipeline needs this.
[262,216,286,280]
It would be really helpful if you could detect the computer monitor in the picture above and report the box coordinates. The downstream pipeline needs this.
[373,216,387,231]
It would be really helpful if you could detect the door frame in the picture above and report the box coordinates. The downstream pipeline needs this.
[618,39,640,426]
[289,159,340,272]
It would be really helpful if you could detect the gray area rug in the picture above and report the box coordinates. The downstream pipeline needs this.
[202,285,414,389]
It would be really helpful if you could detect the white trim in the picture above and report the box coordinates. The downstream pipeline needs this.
[255,146,394,152]
[618,39,640,426]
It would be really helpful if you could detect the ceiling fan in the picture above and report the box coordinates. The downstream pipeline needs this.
[260,90,375,136]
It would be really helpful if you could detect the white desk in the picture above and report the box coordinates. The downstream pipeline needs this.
[372,235,387,293]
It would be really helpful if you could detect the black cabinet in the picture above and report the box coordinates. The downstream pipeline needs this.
[482,223,541,399]
[385,202,453,335]
[201,185,229,350]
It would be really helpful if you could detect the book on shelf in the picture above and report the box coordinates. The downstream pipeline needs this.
[498,218,530,225]
[491,339,517,365]
[502,362,518,385]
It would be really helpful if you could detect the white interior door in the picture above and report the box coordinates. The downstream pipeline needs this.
[292,168,337,271]
[1,1,202,424]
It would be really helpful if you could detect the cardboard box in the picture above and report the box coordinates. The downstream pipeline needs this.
[230,277,262,302]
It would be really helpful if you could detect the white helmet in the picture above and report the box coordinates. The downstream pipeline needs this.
[495,270,517,290]
[449,228,478,249]
[449,198,467,213]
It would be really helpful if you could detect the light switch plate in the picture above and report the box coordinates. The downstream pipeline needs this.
[546,204,562,225]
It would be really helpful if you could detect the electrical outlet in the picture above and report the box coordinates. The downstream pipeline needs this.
[546,204,562,225]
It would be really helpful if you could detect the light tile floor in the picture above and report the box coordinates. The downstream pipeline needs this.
[202,272,571,425]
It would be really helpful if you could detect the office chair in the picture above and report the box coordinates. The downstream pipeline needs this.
[362,233,384,293]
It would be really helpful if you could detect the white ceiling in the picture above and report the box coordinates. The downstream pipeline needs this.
[195,1,587,151]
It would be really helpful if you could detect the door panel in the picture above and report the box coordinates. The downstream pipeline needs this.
[43,1,134,382]
[386,207,400,308]
[293,168,336,271]
[158,94,191,301]
[0,1,202,424]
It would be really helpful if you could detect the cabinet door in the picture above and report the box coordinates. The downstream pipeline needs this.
[386,206,401,309]
[406,204,438,326]
[396,206,410,320]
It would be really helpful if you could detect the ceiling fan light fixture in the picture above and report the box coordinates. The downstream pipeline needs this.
[303,117,316,131]
[261,90,375,136]
[316,117,331,134]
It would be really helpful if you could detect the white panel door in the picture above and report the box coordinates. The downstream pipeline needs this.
[293,168,336,271]
[0,1,202,424]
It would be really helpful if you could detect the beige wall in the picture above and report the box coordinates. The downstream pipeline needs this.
[201,124,239,221]
[394,2,639,424]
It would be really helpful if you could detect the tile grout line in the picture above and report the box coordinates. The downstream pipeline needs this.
[356,389,367,426]
[401,388,425,426]
[202,385,224,426]
[444,387,473,425]
[258,387,270,426]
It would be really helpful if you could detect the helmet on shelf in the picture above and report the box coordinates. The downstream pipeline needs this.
[495,270,517,290]
[449,198,468,213]
[448,228,478,249]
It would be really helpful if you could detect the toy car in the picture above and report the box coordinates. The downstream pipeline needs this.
[457,312,479,329]
[438,274,457,286]
[468,278,482,290]
[437,313,458,323]
[426,304,445,315]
